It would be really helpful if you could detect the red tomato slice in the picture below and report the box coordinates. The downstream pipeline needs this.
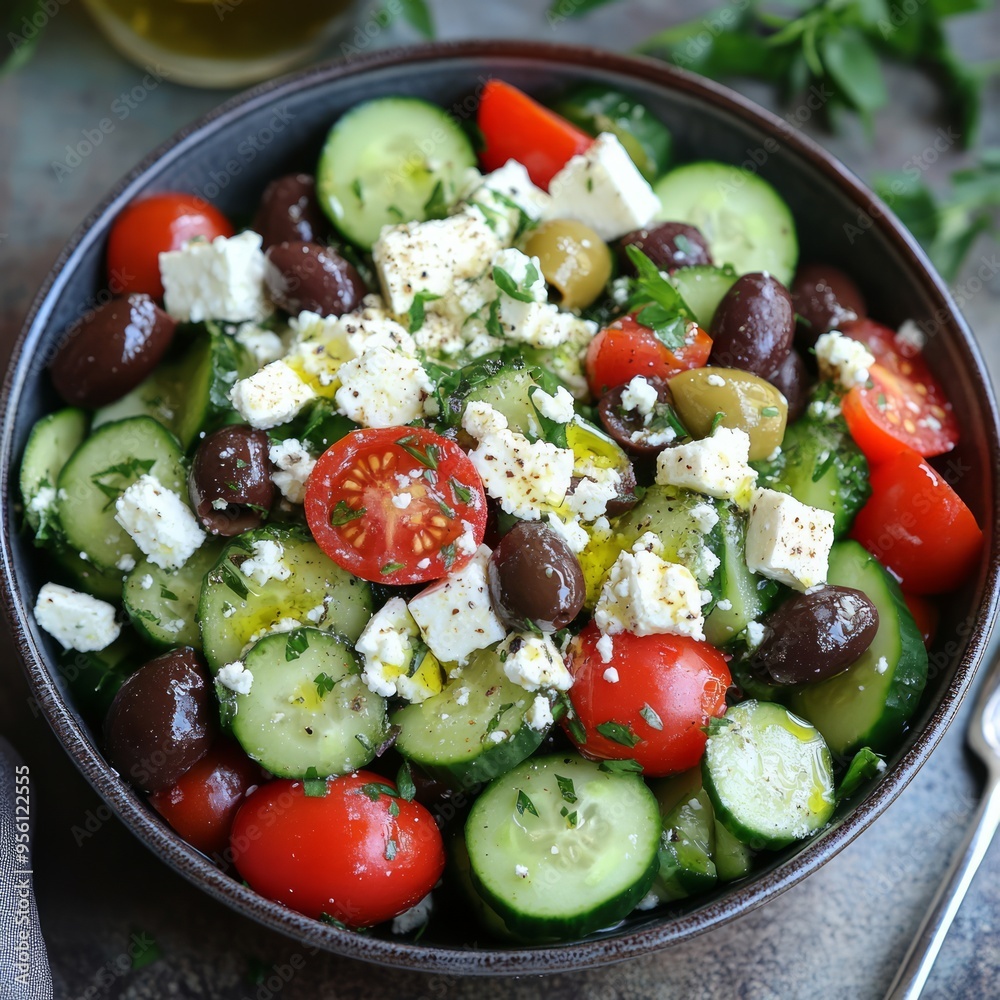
[850,448,982,594]
[107,192,234,300]
[477,80,593,189]
[585,314,712,397]
[305,427,487,585]
[839,318,959,462]
[230,772,445,927]
[903,592,939,649]
[564,622,731,777]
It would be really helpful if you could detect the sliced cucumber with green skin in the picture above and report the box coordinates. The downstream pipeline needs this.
[703,700,835,851]
[668,265,739,330]
[123,540,225,649]
[653,768,717,901]
[788,541,928,756]
[199,525,372,671]
[466,753,661,941]
[448,830,514,940]
[704,503,780,647]
[51,548,125,603]
[392,647,547,790]
[56,416,188,572]
[317,97,477,249]
[653,162,798,286]
[20,407,88,535]
[225,627,386,778]
[714,819,754,882]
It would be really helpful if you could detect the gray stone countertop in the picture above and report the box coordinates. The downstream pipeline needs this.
[1,2,999,997]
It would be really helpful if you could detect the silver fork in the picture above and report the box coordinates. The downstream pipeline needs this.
[884,650,1000,999]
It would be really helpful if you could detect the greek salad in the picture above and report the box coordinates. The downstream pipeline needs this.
[23,79,984,941]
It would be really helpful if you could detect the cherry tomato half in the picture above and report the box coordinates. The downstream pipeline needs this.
[107,192,234,299]
[585,314,712,397]
[230,772,445,927]
[305,426,487,585]
[149,738,262,856]
[565,622,731,777]
[850,448,982,595]
[839,318,959,463]
[477,80,593,189]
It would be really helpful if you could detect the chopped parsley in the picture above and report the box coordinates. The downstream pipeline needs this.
[330,500,366,526]
[595,720,641,748]
[314,671,336,696]
[515,789,539,818]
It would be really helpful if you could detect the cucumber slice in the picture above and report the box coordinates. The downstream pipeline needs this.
[704,503,780,647]
[58,633,144,721]
[123,540,225,649]
[198,525,372,671]
[466,753,660,941]
[653,768,717,901]
[788,541,928,756]
[703,700,835,850]
[714,819,754,882]
[56,416,188,572]
[448,830,514,940]
[51,548,125,603]
[226,627,387,778]
[392,647,547,790]
[668,265,738,330]
[317,97,477,249]
[653,162,798,286]
[20,407,88,535]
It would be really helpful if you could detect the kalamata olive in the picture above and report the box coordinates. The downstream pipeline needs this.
[792,263,866,349]
[104,647,215,792]
[252,173,328,249]
[598,376,678,456]
[620,222,712,272]
[263,241,366,317]
[767,349,810,423]
[189,425,275,535]
[670,367,787,461]
[709,273,794,379]
[746,586,880,686]
[49,294,176,408]
[522,219,612,311]
[604,462,639,517]
[488,521,585,632]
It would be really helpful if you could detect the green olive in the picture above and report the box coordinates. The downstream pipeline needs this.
[522,219,612,311]
[669,367,788,461]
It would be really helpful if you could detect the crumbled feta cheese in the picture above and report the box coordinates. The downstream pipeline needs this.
[621,376,659,422]
[532,385,576,424]
[230,360,315,430]
[498,632,573,692]
[391,893,433,935]
[595,549,705,640]
[525,694,555,732]
[487,730,506,744]
[596,633,614,664]
[548,133,660,241]
[392,493,412,510]
[268,438,316,504]
[335,346,433,428]
[690,502,720,534]
[160,231,271,323]
[464,160,552,244]
[306,600,329,624]
[875,656,889,675]
[706,372,727,387]
[114,474,205,570]
[355,597,441,702]
[27,486,56,518]
[239,539,291,587]
[455,686,471,707]
[716,598,733,612]
[896,319,926,352]
[514,865,529,878]
[217,660,254,695]
[245,617,302,649]
[745,487,835,592]
[139,574,154,590]
[455,521,478,557]
[211,498,229,510]
[33,583,120,652]
[745,621,765,648]
[407,545,506,665]
[815,330,876,389]
[290,300,417,368]
[233,323,285,366]
[115,554,136,572]
[635,891,659,911]
[564,466,622,521]
[493,247,547,301]
[655,427,757,503]
[373,213,501,314]
[462,401,574,519]
[546,513,590,554]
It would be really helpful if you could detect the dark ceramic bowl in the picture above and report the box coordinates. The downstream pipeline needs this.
[2,40,998,976]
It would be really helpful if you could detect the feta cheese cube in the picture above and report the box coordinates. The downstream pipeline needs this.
[232,323,285,366]
[525,694,555,732]
[545,513,590,554]
[239,539,291,587]
[268,438,316,504]
[114,475,204,570]
[373,214,501,314]
[596,633,614,664]
[594,549,705,640]
[745,488,835,592]
[230,360,315,430]
[655,427,757,502]
[160,231,271,323]
[407,545,506,665]
[532,385,576,424]
[462,401,574,519]
[498,632,573,692]
[334,346,433,428]
[815,330,876,389]
[465,160,552,244]
[563,466,622,521]
[33,583,120,652]
[548,133,660,241]
[217,660,254,696]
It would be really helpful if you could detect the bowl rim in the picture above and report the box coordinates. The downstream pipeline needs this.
[3,38,999,977]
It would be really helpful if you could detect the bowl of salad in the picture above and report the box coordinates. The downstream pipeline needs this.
[3,40,998,974]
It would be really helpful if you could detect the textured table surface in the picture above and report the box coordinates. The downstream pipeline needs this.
[2,3,1000,998]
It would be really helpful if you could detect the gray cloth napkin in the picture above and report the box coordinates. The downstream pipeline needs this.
[0,737,53,1000]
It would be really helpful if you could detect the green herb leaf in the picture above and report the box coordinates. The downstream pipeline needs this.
[440,542,457,570]
[314,671,336,696]
[450,478,473,504]
[330,500,366,526]
[595,720,641,747]
[284,631,309,662]
[555,774,577,804]
[837,746,885,802]
[303,767,328,797]
[639,704,664,731]
[360,781,399,802]
[408,290,442,333]
[493,263,540,303]
[422,179,449,219]
[396,761,417,802]
[710,411,726,434]
[559,805,579,827]
[599,758,644,774]
[396,435,439,470]
[515,789,539,818]
[381,561,405,575]
[159,585,179,602]
[397,0,435,38]
[220,562,249,601]
[761,406,780,418]
[623,245,692,349]
[385,838,398,861]
[704,715,733,738]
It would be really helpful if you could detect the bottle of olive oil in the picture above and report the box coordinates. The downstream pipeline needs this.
[82,0,357,88]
